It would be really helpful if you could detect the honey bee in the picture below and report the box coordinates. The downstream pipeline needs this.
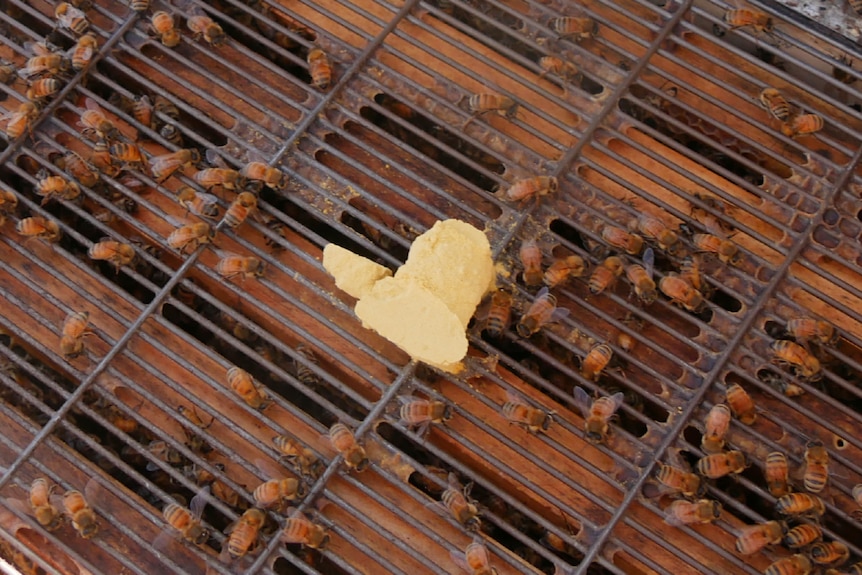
[782,522,822,549]
[802,440,829,493]
[538,56,579,93]
[328,422,368,471]
[771,340,822,381]
[60,311,91,358]
[775,493,825,517]
[626,249,657,305]
[2,102,39,140]
[765,451,790,497]
[724,8,773,34]
[549,16,598,41]
[216,255,265,281]
[655,462,702,497]
[306,47,332,90]
[786,317,837,346]
[679,255,709,295]
[150,148,200,182]
[194,168,243,191]
[463,92,519,128]
[223,191,257,229]
[854,484,862,508]
[35,172,81,205]
[70,34,98,71]
[735,520,785,555]
[18,43,70,79]
[663,499,721,526]
[160,490,209,547]
[658,273,704,312]
[516,287,569,337]
[725,383,756,424]
[89,239,135,271]
[146,440,184,470]
[240,154,287,190]
[273,435,321,478]
[168,222,214,253]
[227,366,272,410]
[61,151,99,188]
[223,508,265,560]
[281,512,330,549]
[252,477,304,509]
[176,186,219,218]
[160,123,183,146]
[17,217,61,243]
[55,2,90,35]
[636,215,679,253]
[692,233,739,264]
[701,403,730,454]
[187,6,226,46]
[91,138,120,176]
[483,289,513,337]
[130,0,149,12]
[154,94,180,119]
[580,343,612,382]
[27,478,62,531]
[573,386,624,444]
[500,176,558,203]
[210,477,241,508]
[765,554,812,575]
[150,11,181,47]
[79,98,119,140]
[543,255,585,288]
[451,537,498,575]
[810,542,850,565]
[601,226,643,255]
[398,395,452,432]
[760,88,792,121]
[781,114,823,138]
[441,473,480,531]
[696,450,746,479]
[519,239,543,286]
[63,489,98,539]
[109,142,148,171]
[177,405,213,454]
[26,78,61,103]
[589,256,624,295]
[501,392,552,433]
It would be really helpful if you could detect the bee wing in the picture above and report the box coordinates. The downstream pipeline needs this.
[84,96,103,113]
[82,477,102,507]
[254,457,286,481]
[536,286,550,300]
[205,148,229,168]
[665,448,690,471]
[397,394,418,406]
[504,389,528,406]
[153,525,179,552]
[662,501,687,527]
[448,549,472,574]
[245,150,267,164]
[3,496,33,519]
[642,247,655,278]
[189,485,210,519]
[607,391,625,414]
[572,386,593,418]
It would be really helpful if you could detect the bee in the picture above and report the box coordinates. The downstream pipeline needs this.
[519,239,543,286]
[655,462,702,497]
[176,186,219,218]
[3,102,39,140]
[625,249,657,305]
[252,477,304,509]
[210,478,241,508]
[61,151,99,188]
[28,478,62,531]
[146,440,184,470]
[0,60,14,85]
[89,239,135,271]
[696,450,746,479]
[658,273,704,312]
[328,423,369,471]
[692,233,739,264]
[306,48,332,90]
[543,255,585,288]
[765,555,812,575]
[483,289,513,337]
[771,340,821,381]
[150,11,181,47]
[160,123,183,146]
[854,484,862,507]
[725,383,756,424]
[177,405,213,454]
[538,56,579,93]
[161,490,209,547]
[223,508,265,560]
[55,2,90,35]
[0,189,18,215]
[810,542,850,565]
[70,34,98,71]
[572,386,624,444]
[802,440,829,493]
[63,489,98,539]
[35,172,81,205]
[786,317,837,346]
[17,217,61,243]
[109,142,148,170]
[223,191,257,229]
[398,395,452,432]
[79,98,119,140]
[701,404,730,454]
[187,7,226,46]
[150,148,200,182]
[782,523,822,549]
[60,311,91,358]
[501,392,552,433]
[580,343,612,382]
[663,499,721,526]
[735,520,785,555]
[226,366,272,410]
[168,222,215,253]
[194,168,243,191]
[679,255,708,295]
[601,226,643,255]
[216,255,265,281]
[463,92,519,128]
[517,287,569,337]
[281,513,330,549]
[760,88,792,121]
[91,139,120,176]
[18,43,69,79]
[240,155,287,190]
[589,256,624,295]
[781,113,823,138]
[26,78,61,103]
[441,474,480,531]
[775,493,825,517]
[724,8,773,34]
[273,435,321,478]
[130,0,149,12]
[550,16,598,41]
[451,537,498,575]
[636,215,679,253]
[154,94,180,119]
[765,451,790,497]
[293,343,320,386]
[500,176,558,203]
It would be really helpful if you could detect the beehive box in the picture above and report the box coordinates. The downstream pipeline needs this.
[0,0,861,573]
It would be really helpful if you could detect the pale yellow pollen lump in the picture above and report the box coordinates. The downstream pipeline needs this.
[322,219,495,372]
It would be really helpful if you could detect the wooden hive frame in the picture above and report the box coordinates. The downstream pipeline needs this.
[0,0,861,573]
